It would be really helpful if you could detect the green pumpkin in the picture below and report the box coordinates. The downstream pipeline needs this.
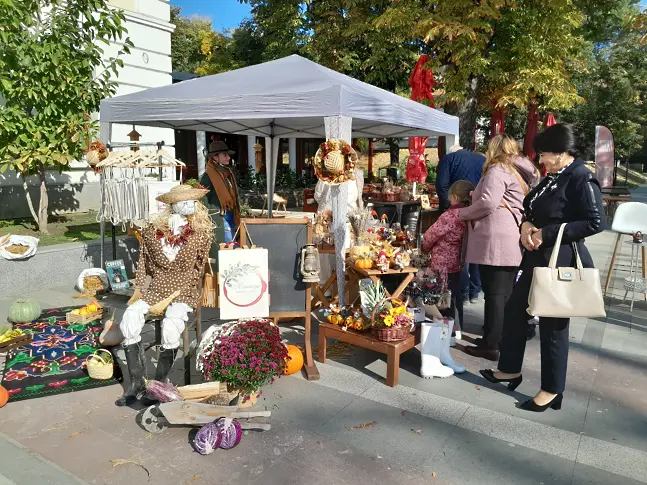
[7,299,41,324]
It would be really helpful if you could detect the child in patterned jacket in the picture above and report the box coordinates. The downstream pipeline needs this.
[422,180,474,344]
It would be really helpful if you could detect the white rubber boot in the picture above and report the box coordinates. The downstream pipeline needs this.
[437,317,465,374]
[420,320,454,379]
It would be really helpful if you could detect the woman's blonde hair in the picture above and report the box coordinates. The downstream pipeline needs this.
[483,133,520,175]
[449,180,474,205]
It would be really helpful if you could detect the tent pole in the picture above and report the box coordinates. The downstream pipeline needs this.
[99,121,112,268]
[266,121,276,218]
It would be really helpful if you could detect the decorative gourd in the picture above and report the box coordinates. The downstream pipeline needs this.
[283,345,304,375]
[354,258,373,270]
[0,385,8,408]
[7,299,41,324]
[327,314,343,325]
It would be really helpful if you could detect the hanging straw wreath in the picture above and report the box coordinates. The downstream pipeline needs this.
[313,139,358,185]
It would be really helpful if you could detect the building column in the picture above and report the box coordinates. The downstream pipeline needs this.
[196,131,206,177]
[288,138,297,171]
[247,135,256,173]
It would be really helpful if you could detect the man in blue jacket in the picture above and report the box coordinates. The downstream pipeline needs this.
[435,145,486,304]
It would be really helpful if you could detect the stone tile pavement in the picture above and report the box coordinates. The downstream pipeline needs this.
[0,228,647,484]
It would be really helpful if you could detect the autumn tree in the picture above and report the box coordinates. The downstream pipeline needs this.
[170,6,237,76]
[0,0,132,233]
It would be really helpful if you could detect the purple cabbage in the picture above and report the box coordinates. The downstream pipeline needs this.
[193,422,222,455]
[145,380,183,403]
[215,418,243,450]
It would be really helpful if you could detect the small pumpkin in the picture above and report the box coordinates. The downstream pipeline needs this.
[284,345,304,375]
[7,299,41,324]
[354,258,373,270]
[0,385,8,408]
[327,314,343,325]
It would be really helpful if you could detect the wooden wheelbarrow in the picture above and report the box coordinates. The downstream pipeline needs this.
[141,401,272,434]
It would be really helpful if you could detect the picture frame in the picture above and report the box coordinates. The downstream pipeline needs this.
[105,259,131,290]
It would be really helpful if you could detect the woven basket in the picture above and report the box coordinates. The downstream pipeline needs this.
[370,296,413,342]
[86,150,100,167]
[86,349,114,380]
[324,151,345,175]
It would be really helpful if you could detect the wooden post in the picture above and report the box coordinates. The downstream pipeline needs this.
[368,139,374,179]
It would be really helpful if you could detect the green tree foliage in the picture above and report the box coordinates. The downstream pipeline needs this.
[170,6,236,75]
[559,15,647,159]
[0,0,132,233]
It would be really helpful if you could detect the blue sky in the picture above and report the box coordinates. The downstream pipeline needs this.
[170,0,251,32]
[170,0,646,32]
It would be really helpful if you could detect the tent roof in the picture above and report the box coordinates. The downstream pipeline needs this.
[100,55,459,139]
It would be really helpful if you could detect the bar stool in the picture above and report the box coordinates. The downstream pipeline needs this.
[604,201,647,297]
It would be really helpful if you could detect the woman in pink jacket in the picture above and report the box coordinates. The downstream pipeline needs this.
[459,134,538,361]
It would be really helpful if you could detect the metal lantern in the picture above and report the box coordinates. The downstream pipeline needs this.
[300,244,321,283]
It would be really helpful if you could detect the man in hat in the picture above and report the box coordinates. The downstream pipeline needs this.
[199,140,241,250]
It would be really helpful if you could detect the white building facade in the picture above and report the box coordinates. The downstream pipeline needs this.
[0,0,175,219]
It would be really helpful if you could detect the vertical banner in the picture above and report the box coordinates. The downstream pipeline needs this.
[595,126,615,189]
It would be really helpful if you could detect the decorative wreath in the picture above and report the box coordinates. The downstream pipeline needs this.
[313,139,358,185]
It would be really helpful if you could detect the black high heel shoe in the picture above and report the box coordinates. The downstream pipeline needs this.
[519,393,563,412]
[479,369,523,391]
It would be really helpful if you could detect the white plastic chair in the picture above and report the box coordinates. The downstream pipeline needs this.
[604,201,647,295]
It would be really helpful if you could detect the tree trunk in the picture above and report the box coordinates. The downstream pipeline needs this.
[22,175,40,227]
[37,170,49,234]
[445,76,480,150]
[387,138,400,166]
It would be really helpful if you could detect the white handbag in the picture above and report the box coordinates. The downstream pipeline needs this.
[527,223,606,318]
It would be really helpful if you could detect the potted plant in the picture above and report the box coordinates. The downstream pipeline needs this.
[198,319,288,407]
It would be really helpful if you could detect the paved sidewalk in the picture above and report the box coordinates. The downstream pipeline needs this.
[0,228,646,484]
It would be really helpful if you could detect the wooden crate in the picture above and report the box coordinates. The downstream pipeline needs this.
[66,310,104,324]
[0,333,33,353]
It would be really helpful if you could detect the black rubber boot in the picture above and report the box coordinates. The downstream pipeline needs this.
[140,347,178,406]
[155,347,178,383]
[115,342,146,407]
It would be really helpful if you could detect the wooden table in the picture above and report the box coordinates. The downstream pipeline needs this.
[318,322,420,387]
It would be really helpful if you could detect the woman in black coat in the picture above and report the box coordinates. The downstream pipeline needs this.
[479,124,605,412]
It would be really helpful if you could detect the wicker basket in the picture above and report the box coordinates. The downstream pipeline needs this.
[86,349,114,380]
[370,296,413,342]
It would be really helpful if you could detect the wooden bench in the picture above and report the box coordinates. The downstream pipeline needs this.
[317,322,420,387]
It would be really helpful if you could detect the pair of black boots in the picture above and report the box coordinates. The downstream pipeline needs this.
[115,342,177,407]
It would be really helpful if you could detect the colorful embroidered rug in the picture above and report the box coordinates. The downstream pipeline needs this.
[1,307,122,402]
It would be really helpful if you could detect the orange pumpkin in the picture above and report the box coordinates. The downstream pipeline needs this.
[0,385,8,408]
[354,258,373,270]
[284,345,304,375]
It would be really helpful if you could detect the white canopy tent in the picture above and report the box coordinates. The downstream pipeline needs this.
[99,54,459,303]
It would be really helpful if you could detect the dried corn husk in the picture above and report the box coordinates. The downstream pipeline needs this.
[148,290,181,316]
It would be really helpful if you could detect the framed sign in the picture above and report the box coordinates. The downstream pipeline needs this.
[105,259,130,290]
[415,194,431,210]
[218,247,270,319]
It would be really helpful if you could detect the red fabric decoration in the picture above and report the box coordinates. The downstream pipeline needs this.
[407,55,435,183]
[524,103,541,167]
[490,109,505,137]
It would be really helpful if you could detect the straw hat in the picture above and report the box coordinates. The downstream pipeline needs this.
[156,184,208,205]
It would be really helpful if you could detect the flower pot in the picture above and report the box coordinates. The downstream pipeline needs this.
[237,392,259,409]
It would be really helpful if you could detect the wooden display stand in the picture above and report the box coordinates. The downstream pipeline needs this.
[318,323,420,387]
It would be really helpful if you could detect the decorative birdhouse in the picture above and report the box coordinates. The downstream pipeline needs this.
[127,129,141,151]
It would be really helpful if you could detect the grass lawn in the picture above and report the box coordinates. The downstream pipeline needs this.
[0,212,125,247]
